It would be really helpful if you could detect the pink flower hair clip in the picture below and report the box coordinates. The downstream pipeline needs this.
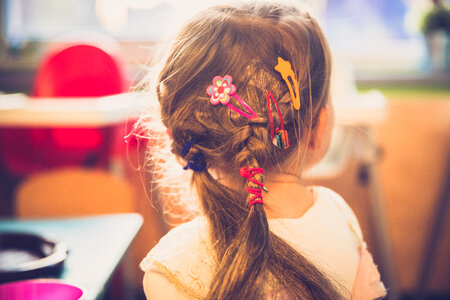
[206,75,258,120]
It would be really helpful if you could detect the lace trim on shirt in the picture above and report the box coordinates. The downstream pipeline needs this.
[141,257,204,299]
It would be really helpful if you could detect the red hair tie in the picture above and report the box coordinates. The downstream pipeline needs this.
[239,166,265,207]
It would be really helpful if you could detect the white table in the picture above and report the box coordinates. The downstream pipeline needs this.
[0,213,143,299]
[0,93,147,127]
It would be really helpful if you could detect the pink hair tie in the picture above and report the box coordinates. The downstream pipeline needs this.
[206,75,258,119]
[239,166,265,207]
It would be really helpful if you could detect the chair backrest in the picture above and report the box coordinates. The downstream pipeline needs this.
[14,168,136,218]
[33,44,128,97]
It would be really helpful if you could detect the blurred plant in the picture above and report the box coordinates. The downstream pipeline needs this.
[421,0,450,34]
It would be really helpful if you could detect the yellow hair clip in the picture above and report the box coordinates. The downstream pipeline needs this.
[274,57,300,110]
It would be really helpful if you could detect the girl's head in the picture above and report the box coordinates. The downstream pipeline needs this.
[151,1,341,299]
[158,1,332,177]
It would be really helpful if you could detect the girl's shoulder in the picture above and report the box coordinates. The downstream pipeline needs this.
[312,186,387,298]
[311,186,364,244]
[140,217,214,299]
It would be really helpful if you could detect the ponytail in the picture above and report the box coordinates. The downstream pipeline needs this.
[192,123,342,299]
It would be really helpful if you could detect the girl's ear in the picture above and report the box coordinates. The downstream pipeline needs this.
[309,105,329,149]
[167,128,172,140]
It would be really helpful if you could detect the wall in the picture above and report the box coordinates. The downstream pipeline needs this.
[309,97,450,295]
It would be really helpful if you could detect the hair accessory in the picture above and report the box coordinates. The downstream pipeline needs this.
[274,57,300,110]
[239,166,266,207]
[266,91,290,149]
[182,140,206,172]
[206,75,258,119]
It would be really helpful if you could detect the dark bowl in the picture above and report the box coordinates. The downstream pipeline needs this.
[0,232,68,283]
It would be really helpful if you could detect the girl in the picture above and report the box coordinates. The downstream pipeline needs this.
[139,1,387,299]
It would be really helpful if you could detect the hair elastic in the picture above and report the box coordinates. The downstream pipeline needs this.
[206,75,258,119]
[182,140,206,171]
[239,166,266,207]
[266,91,289,149]
[274,57,300,110]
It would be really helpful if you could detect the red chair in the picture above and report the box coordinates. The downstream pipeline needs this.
[0,41,129,179]
[33,44,128,97]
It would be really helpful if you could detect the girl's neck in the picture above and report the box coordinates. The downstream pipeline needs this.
[263,173,315,220]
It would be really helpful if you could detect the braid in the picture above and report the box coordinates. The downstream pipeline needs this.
[206,121,271,299]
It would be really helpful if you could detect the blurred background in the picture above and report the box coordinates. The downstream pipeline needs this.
[0,0,448,299]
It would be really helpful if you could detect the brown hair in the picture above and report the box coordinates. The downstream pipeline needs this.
[153,1,343,299]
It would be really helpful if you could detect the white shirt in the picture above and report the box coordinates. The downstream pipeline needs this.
[140,186,382,299]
